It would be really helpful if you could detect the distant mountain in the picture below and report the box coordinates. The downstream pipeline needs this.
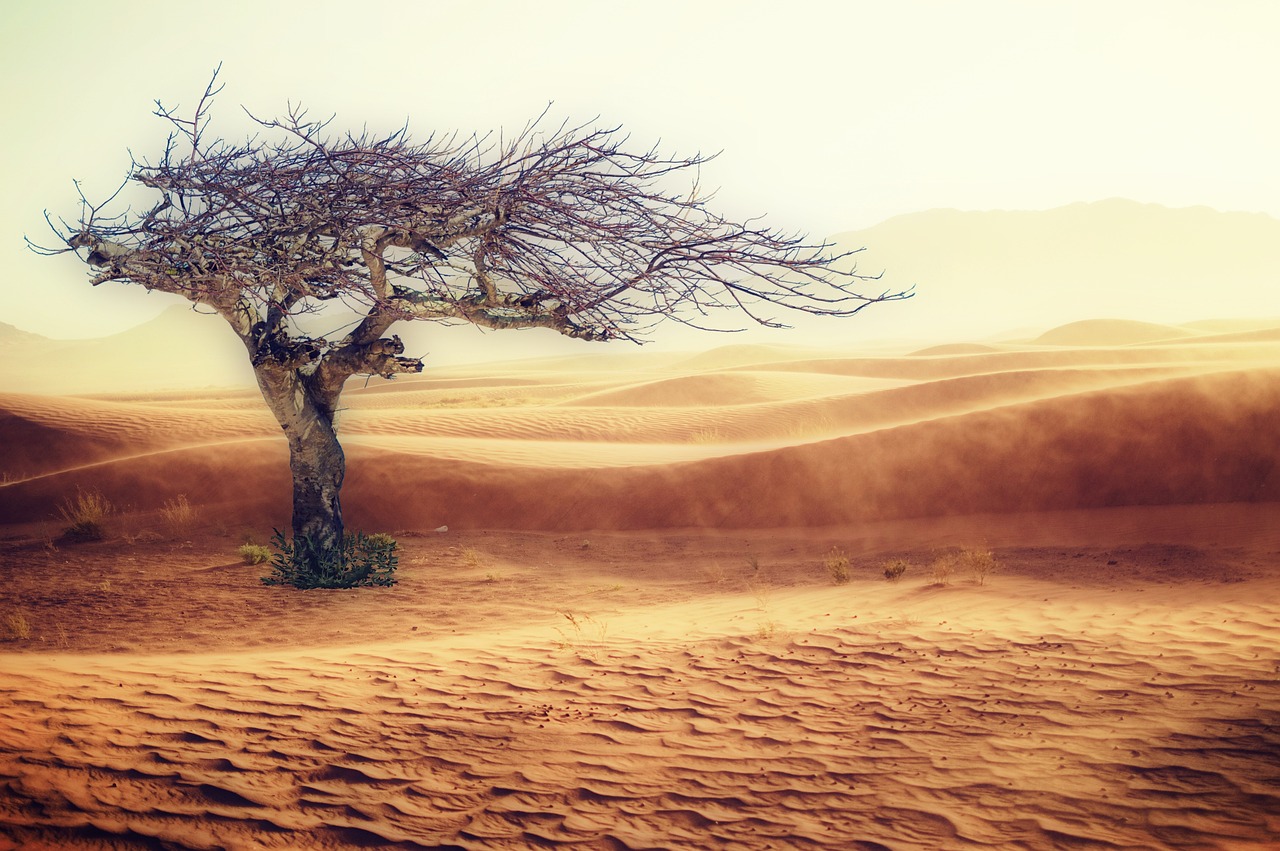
[824,199,1280,345]
[0,322,49,346]
[0,305,253,395]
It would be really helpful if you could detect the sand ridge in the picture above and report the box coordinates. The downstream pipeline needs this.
[4,325,1280,529]
[2,320,1280,848]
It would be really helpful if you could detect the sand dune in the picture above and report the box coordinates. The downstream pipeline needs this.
[4,324,1278,529]
[2,319,1280,849]
[0,392,274,481]
[1031,318,1193,346]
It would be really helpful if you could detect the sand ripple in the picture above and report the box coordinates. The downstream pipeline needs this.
[3,608,1278,849]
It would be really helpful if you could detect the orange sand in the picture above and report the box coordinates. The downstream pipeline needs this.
[2,319,1279,849]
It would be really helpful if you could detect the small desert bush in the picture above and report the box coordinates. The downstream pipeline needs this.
[159,494,199,533]
[239,543,272,565]
[926,548,998,586]
[3,610,32,641]
[882,559,908,582]
[58,488,112,541]
[929,553,956,586]
[824,547,851,584]
[959,548,998,585]
[261,530,399,589]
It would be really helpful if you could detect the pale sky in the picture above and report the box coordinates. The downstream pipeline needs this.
[3,0,1278,342]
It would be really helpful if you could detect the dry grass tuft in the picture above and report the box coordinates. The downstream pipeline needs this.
[239,543,272,565]
[747,573,784,641]
[753,619,779,640]
[159,494,199,534]
[688,427,724,444]
[3,610,32,641]
[702,561,728,584]
[555,611,609,660]
[824,547,851,585]
[59,488,113,542]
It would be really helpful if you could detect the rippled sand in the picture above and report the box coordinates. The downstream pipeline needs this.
[2,320,1279,849]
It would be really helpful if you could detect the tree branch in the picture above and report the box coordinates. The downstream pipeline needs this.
[37,76,910,392]
[314,335,423,389]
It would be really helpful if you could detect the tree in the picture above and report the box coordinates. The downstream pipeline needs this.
[35,71,909,585]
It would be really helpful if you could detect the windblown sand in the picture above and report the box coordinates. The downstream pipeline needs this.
[2,321,1279,849]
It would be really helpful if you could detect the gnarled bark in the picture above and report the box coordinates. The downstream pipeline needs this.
[243,309,422,558]
[253,364,346,553]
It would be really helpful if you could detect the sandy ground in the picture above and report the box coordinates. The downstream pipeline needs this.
[2,319,1280,849]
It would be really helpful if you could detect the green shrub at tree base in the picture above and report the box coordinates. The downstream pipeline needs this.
[262,530,398,589]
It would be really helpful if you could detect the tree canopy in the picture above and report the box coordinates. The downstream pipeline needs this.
[35,70,909,586]
[39,72,907,382]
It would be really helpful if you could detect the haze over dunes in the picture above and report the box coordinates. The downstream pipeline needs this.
[3,314,1279,531]
[829,199,1280,343]
[2,306,1280,848]
[3,204,1280,849]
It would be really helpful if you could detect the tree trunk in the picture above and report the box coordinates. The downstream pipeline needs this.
[252,365,346,555]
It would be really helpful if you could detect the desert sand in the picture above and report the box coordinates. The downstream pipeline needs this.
[2,318,1280,849]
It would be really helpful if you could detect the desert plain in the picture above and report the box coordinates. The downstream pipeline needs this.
[1,316,1279,849]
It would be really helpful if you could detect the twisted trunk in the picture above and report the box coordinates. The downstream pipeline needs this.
[253,364,345,555]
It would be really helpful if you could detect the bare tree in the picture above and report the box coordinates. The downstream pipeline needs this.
[34,71,909,583]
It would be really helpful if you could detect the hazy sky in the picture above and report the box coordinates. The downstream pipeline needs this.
[3,0,1278,341]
